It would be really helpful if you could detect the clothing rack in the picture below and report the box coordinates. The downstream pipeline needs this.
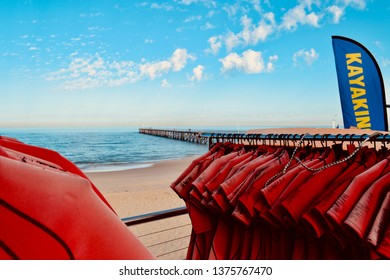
[203,132,390,149]
[171,131,390,260]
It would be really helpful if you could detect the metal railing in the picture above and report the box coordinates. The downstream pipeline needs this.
[121,206,191,259]
[122,206,188,226]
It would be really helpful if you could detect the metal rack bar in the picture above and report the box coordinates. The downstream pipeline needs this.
[202,132,390,148]
[202,132,390,141]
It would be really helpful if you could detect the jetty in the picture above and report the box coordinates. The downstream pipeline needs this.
[139,128,209,145]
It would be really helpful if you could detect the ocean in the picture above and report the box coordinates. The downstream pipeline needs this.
[1,125,296,172]
[0,126,217,172]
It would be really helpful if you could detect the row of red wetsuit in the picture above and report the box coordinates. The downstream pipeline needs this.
[170,142,390,260]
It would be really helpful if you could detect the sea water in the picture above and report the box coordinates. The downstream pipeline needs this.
[0,125,284,172]
[0,126,214,172]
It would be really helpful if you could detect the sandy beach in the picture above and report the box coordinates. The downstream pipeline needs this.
[86,156,197,216]
[86,156,197,260]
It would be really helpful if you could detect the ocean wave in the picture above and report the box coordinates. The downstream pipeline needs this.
[78,162,154,173]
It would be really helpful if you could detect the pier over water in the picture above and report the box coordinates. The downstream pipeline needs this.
[139,128,209,145]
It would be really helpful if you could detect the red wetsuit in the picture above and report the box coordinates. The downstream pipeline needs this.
[327,156,390,228]
[211,153,276,213]
[186,151,244,260]
[232,150,290,226]
[170,143,223,198]
[367,191,390,254]
[207,148,280,260]
[266,150,337,228]
[227,151,290,260]
[301,148,378,238]
[344,171,390,240]
[189,151,239,209]
[374,192,390,258]
[173,147,225,200]
[256,156,325,226]
[202,151,254,206]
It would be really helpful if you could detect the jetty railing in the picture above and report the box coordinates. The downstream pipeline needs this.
[139,128,208,145]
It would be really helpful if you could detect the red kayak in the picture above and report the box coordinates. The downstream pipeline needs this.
[0,136,154,260]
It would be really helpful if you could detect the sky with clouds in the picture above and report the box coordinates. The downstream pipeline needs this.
[0,0,389,128]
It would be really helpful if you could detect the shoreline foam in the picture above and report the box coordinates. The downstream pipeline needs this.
[80,162,155,173]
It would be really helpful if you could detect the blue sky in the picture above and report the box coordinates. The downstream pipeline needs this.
[0,0,389,128]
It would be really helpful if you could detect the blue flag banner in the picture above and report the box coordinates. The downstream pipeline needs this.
[332,35,388,131]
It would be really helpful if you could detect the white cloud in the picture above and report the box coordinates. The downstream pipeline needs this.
[280,4,321,30]
[208,13,276,53]
[180,0,216,8]
[3,52,18,57]
[170,48,196,71]
[80,12,103,18]
[299,0,318,9]
[374,41,385,51]
[249,0,262,12]
[278,0,366,30]
[161,79,171,88]
[189,65,205,82]
[140,60,172,79]
[203,0,367,55]
[207,10,216,18]
[184,15,202,23]
[342,0,366,10]
[223,0,272,19]
[150,3,174,11]
[136,2,149,7]
[266,55,279,72]
[248,13,276,43]
[145,39,155,44]
[225,31,241,52]
[325,1,366,24]
[219,49,277,74]
[206,36,222,55]
[382,57,390,67]
[327,5,344,24]
[292,48,319,66]
[47,49,195,90]
[87,26,111,32]
[180,0,197,4]
[29,47,39,51]
[202,22,216,30]
[223,3,241,19]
